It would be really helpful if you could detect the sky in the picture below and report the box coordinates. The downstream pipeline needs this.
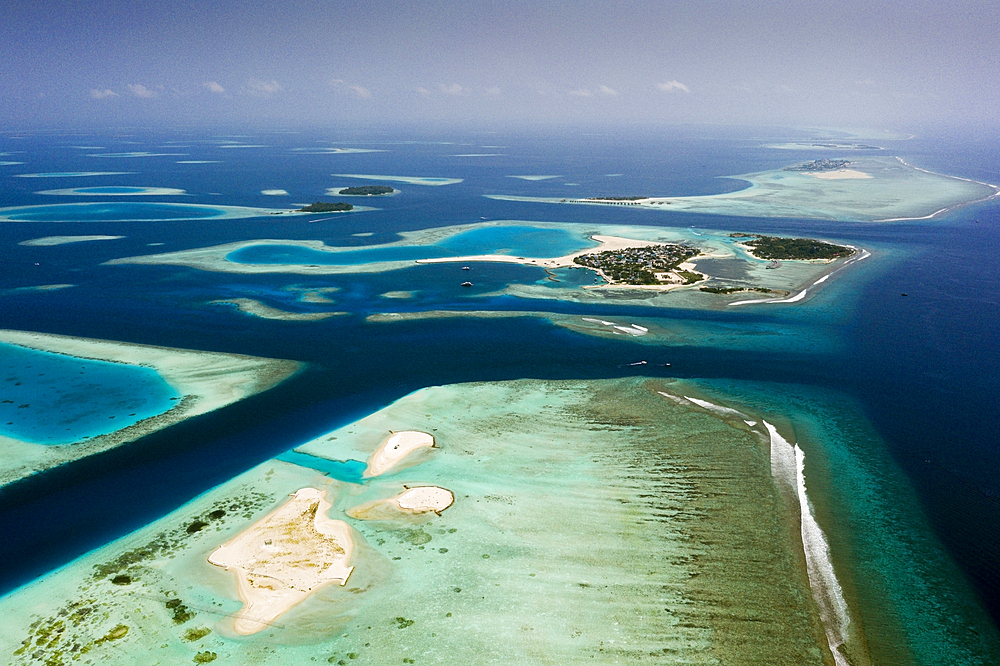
[2,0,998,131]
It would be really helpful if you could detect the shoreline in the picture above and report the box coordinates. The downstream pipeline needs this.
[209,487,355,635]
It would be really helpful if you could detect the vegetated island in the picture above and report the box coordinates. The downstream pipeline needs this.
[297,201,353,213]
[573,244,700,285]
[337,185,395,196]
[783,158,853,172]
[732,234,856,260]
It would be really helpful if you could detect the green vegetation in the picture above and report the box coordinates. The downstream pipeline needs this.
[298,201,354,213]
[572,244,699,285]
[193,651,218,663]
[700,286,776,294]
[784,158,852,172]
[338,185,394,195]
[735,235,855,260]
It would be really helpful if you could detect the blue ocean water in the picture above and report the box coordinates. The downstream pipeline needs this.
[0,127,998,660]
[0,343,180,444]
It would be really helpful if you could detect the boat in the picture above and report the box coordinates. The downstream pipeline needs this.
[461,281,473,287]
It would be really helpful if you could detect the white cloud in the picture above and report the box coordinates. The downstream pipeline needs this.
[598,85,618,96]
[568,88,593,97]
[440,83,463,95]
[656,80,690,93]
[203,81,225,94]
[90,88,116,99]
[128,84,157,98]
[415,87,431,96]
[247,79,283,95]
[485,86,501,96]
[331,78,372,99]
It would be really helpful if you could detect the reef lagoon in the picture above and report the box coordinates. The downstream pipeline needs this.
[0,127,999,665]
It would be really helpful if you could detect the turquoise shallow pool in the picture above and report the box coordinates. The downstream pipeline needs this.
[226,225,596,266]
[0,344,180,445]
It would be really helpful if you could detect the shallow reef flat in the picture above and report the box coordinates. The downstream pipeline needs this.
[0,329,301,486]
[0,202,305,223]
[209,298,348,321]
[1,377,873,665]
[105,222,862,309]
[487,156,998,221]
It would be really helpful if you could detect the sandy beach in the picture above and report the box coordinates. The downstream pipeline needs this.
[811,169,872,180]
[208,487,355,635]
[363,430,437,477]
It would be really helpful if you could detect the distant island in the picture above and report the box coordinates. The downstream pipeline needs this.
[338,185,395,196]
[784,158,853,172]
[573,244,699,285]
[734,234,855,260]
[297,201,353,213]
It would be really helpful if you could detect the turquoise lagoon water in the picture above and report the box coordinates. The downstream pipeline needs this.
[275,450,367,483]
[0,343,180,445]
[0,202,226,222]
[226,224,596,266]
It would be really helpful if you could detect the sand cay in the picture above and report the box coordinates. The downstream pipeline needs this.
[363,430,437,477]
[208,487,355,635]
[347,485,455,520]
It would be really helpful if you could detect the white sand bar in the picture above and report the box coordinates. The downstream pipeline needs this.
[208,488,355,635]
[348,486,454,521]
[363,430,436,478]
[0,329,301,486]
[19,235,124,246]
[416,234,664,270]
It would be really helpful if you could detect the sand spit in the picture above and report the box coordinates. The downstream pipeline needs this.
[416,234,663,270]
[0,329,301,485]
[347,485,455,520]
[209,488,354,635]
[19,235,124,246]
[211,298,347,321]
[363,430,436,478]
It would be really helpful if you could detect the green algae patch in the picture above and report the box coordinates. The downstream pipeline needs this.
[183,626,212,642]
[95,624,128,644]
[193,651,217,663]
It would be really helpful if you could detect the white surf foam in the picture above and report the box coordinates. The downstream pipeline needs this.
[683,396,745,418]
[764,421,851,665]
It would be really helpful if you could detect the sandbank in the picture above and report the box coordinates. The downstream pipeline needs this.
[363,430,436,478]
[15,171,131,178]
[211,298,347,321]
[334,173,463,186]
[208,487,354,635]
[0,329,301,486]
[261,189,289,196]
[347,485,455,520]
[36,187,187,196]
[19,235,124,246]
[810,169,871,180]
[486,156,999,221]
